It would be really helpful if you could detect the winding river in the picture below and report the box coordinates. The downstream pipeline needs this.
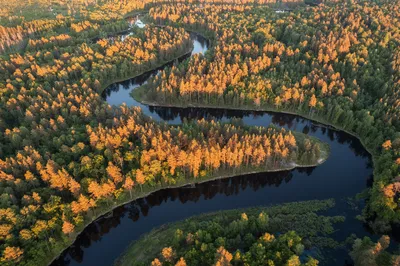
[52,27,375,266]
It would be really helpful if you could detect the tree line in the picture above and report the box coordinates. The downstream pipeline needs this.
[117,199,345,266]
[0,1,327,265]
[134,0,400,228]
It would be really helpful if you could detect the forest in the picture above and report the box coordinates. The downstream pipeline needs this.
[117,200,343,266]
[0,0,399,265]
[117,200,400,266]
[0,0,330,265]
[134,0,400,223]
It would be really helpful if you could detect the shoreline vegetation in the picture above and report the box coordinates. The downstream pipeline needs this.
[0,1,400,265]
[25,19,330,266]
[100,38,194,93]
[44,32,195,266]
[115,199,345,266]
[45,16,343,266]
[132,88,374,158]
[138,2,400,233]
[48,133,329,266]
[45,31,330,264]
[98,29,194,93]
[100,49,192,93]
[130,19,376,165]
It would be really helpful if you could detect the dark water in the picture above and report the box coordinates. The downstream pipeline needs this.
[102,33,208,108]
[52,30,374,266]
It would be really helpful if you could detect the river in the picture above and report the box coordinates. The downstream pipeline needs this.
[51,26,374,266]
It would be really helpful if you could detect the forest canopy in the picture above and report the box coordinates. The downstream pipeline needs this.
[0,0,332,265]
[116,199,344,266]
[134,0,400,225]
[1,0,400,265]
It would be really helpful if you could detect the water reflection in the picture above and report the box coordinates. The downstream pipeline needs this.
[53,25,374,266]
[53,116,372,265]
[56,170,304,264]
[146,106,370,159]
[52,102,373,265]
[102,33,208,108]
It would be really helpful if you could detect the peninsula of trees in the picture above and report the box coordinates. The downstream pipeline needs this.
[0,0,329,265]
[1,0,400,265]
[133,0,400,226]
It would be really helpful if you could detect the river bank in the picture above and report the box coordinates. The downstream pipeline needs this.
[115,199,343,266]
[51,12,373,266]
[49,139,328,266]
[132,90,376,162]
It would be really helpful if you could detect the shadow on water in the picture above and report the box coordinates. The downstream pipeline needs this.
[53,29,375,266]
[101,33,208,109]
[52,105,373,266]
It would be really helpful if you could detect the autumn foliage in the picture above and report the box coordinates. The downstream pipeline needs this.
[0,1,326,264]
[136,0,400,229]
[1,0,400,265]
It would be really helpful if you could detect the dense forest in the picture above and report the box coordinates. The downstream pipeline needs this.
[119,199,400,266]
[1,0,400,265]
[117,200,344,266]
[0,0,332,265]
[134,0,400,225]
[119,197,400,266]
